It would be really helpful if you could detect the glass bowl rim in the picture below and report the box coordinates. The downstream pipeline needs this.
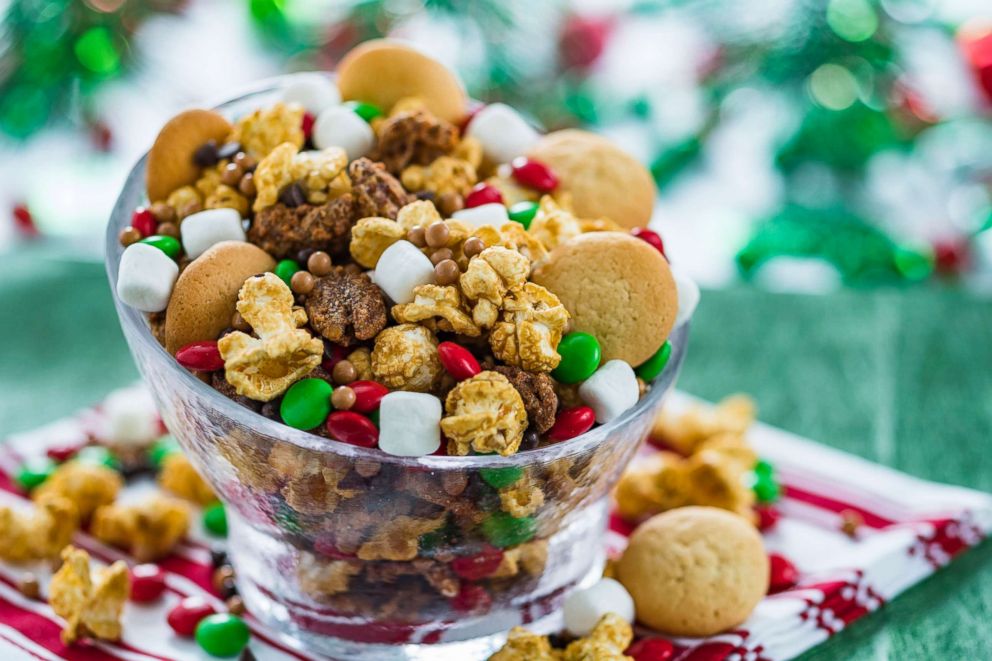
[104,76,692,470]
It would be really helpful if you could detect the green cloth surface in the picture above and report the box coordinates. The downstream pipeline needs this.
[1,245,990,659]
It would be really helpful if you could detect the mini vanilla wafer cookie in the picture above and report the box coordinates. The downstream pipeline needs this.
[146,109,232,203]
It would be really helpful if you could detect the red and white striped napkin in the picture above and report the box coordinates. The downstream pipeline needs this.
[0,388,988,661]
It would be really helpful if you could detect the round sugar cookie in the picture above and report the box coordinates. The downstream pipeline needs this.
[164,241,276,355]
[146,109,232,203]
[616,507,769,637]
[337,40,466,123]
[531,232,676,367]
[526,129,656,229]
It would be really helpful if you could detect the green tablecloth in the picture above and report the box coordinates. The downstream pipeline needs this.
[1,245,989,660]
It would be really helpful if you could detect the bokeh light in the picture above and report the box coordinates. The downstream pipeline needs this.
[826,0,879,42]
[808,63,859,110]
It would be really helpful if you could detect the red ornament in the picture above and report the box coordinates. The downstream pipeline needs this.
[322,344,350,374]
[756,505,781,532]
[626,638,675,661]
[450,583,492,613]
[326,411,379,447]
[959,25,992,104]
[130,564,167,603]
[933,238,969,276]
[451,545,504,581]
[548,406,596,441]
[131,207,157,238]
[511,157,559,193]
[12,204,39,237]
[464,184,503,209]
[167,596,216,636]
[175,341,224,372]
[349,380,389,413]
[302,112,316,141]
[437,342,482,381]
[768,552,799,594]
[630,228,666,258]
[559,15,612,70]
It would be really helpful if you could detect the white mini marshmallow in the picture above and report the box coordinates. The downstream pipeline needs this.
[378,391,442,457]
[466,103,540,165]
[313,105,374,159]
[281,73,340,114]
[180,208,245,259]
[563,578,635,637]
[451,203,509,229]
[117,243,179,312]
[671,265,700,328]
[101,386,160,446]
[373,240,436,304]
[578,360,639,424]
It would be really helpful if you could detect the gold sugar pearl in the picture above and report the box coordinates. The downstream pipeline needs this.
[430,248,453,265]
[157,222,180,239]
[425,221,450,249]
[119,226,141,247]
[221,162,243,187]
[463,237,486,258]
[150,201,176,224]
[407,226,426,248]
[234,152,257,171]
[331,386,356,410]
[332,360,357,385]
[307,251,333,277]
[434,259,460,286]
[290,271,316,295]
[238,173,256,197]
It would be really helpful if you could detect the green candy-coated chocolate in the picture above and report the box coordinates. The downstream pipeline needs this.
[280,378,333,430]
[369,409,380,429]
[480,466,523,489]
[344,100,383,123]
[482,512,536,548]
[139,235,181,259]
[507,201,539,230]
[636,340,672,381]
[752,471,781,503]
[203,502,228,537]
[149,435,181,468]
[553,332,602,384]
[195,613,250,657]
[754,459,775,478]
[274,259,300,287]
[16,458,55,491]
[76,445,120,471]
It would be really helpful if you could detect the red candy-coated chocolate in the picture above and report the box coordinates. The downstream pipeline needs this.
[322,344,350,373]
[46,442,85,463]
[548,406,596,441]
[130,564,166,603]
[457,101,485,135]
[302,112,316,141]
[630,227,666,258]
[131,207,157,237]
[626,638,675,661]
[450,583,492,613]
[167,596,216,636]
[349,380,389,413]
[768,552,799,594]
[437,342,481,381]
[175,341,224,372]
[756,505,781,532]
[511,157,558,193]
[464,183,503,209]
[326,411,379,448]
[451,545,504,581]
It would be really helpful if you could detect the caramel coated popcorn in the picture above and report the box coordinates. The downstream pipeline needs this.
[218,273,324,401]
[356,515,446,561]
[371,324,443,392]
[401,156,477,197]
[205,183,250,217]
[90,495,190,562]
[0,493,79,562]
[460,247,530,329]
[561,613,634,661]
[158,452,216,506]
[49,546,129,645]
[489,626,559,661]
[489,283,569,373]
[652,395,755,455]
[297,552,361,599]
[253,143,349,212]
[500,477,545,517]
[528,196,582,251]
[442,371,528,456]
[392,284,480,336]
[231,102,305,158]
[473,222,548,264]
[349,216,405,268]
[33,460,122,521]
[166,185,203,219]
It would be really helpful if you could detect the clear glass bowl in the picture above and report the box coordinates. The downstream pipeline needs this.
[104,79,692,660]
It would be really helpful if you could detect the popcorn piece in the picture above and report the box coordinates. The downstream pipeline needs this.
[350,216,405,268]
[460,247,530,329]
[0,493,79,562]
[305,267,387,345]
[49,546,129,645]
[248,196,355,260]
[371,324,443,392]
[371,108,458,175]
[685,448,756,517]
[395,199,444,232]
[350,157,413,220]
[579,360,640,424]
[500,478,545,518]
[253,143,349,213]
[297,552,360,600]
[293,148,352,204]
[116,243,179,313]
[561,612,634,661]
[347,346,373,380]
[378,391,442,457]
[563,579,635,637]
[392,284,480,336]
[373,240,436,305]
[491,539,549,579]
[313,106,375,159]
[488,626,559,661]
[473,222,548,264]
[493,365,558,433]
[489,283,569,373]
[231,102,305,158]
[441,371,528,456]
[34,461,122,521]
[205,184,250,217]
[166,185,203,219]
[466,103,539,165]
[528,196,582,250]
[651,395,755,455]
[218,273,324,401]
[158,453,216,506]
[613,452,689,521]
[356,515,446,561]
[401,156,477,198]
[180,208,245,260]
[90,495,190,562]
[252,142,298,212]
[268,444,357,515]
[454,136,483,170]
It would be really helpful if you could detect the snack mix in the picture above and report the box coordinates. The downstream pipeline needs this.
[112,41,685,637]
